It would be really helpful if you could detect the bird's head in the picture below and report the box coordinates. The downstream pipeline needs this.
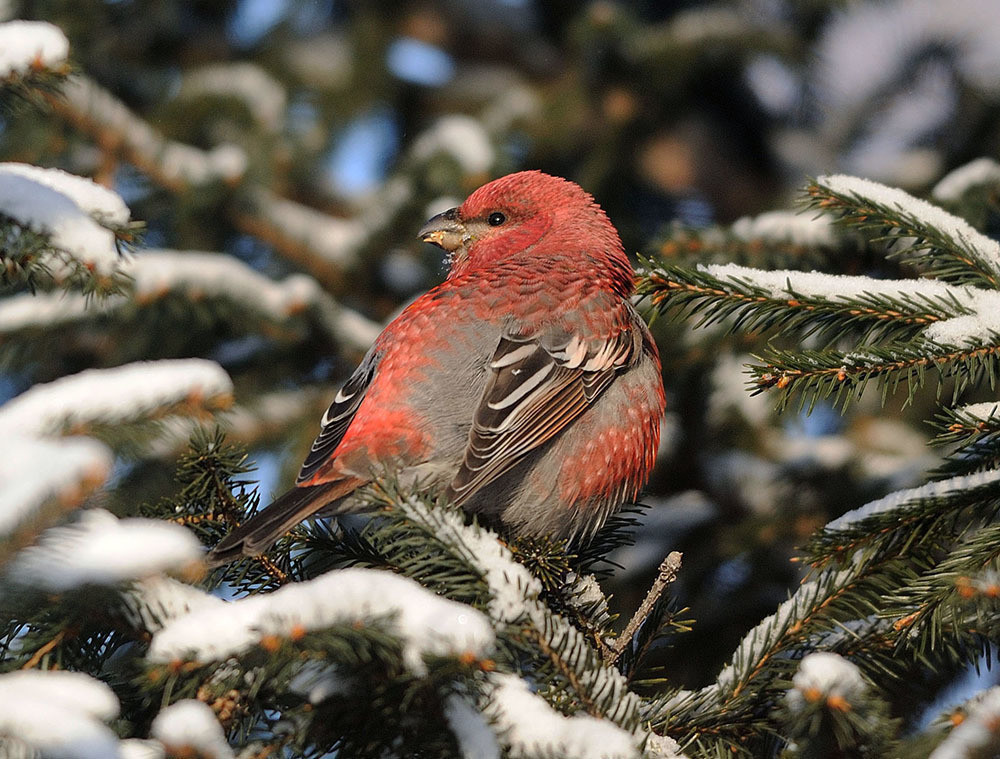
[419,171,631,294]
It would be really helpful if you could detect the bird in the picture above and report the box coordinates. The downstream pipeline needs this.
[208,170,665,564]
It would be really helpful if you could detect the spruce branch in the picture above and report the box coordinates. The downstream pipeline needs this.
[570,503,647,581]
[642,554,924,752]
[779,652,898,758]
[653,212,846,273]
[932,403,1000,446]
[138,567,497,757]
[0,64,70,115]
[348,484,648,734]
[0,213,130,296]
[933,158,1000,233]
[0,20,71,115]
[751,335,1000,412]
[928,404,1000,480]
[920,687,1000,759]
[638,258,966,345]
[150,429,294,590]
[0,438,110,571]
[43,77,247,194]
[879,521,1000,657]
[19,627,67,670]
[805,468,1000,566]
[804,175,1000,289]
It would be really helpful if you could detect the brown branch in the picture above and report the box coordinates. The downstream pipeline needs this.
[42,91,187,194]
[606,551,682,666]
[255,554,289,584]
[21,628,68,670]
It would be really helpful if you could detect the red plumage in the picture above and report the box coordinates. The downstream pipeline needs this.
[209,171,665,564]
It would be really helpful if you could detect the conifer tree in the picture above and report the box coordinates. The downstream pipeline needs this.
[5,4,1000,759]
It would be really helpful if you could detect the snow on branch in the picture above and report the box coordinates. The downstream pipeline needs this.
[150,700,234,759]
[0,670,120,759]
[0,290,96,333]
[0,359,231,550]
[921,291,1000,346]
[179,62,286,134]
[1,162,130,226]
[6,508,203,591]
[951,402,1000,425]
[785,652,867,713]
[0,251,381,353]
[0,162,130,280]
[235,87,523,282]
[127,250,380,350]
[933,158,1000,202]
[628,6,768,58]
[0,21,69,78]
[395,496,648,735]
[0,435,111,546]
[121,576,222,635]
[444,695,500,759]
[809,174,1000,286]
[410,115,495,176]
[647,172,1000,352]
[928,686,1000,759]
[641,259,977,347]
[397,497,543,626]
[119,739,165,759]
[482,673,640,759]
[654,209,842,270]
[729,210,837,248]
[479,83,540,135]
[933,402,1000,447]
[750,340,1000,414]
[57,75,247,191]
[824,467,1000,531]
[0,359,233,438]
[816,0,1000,117]
[241,188,367,271]
[713,566,857,697]
[148,567,494,673]
[235,99,515,282]
[240,179,412,278]
[702,262,966,304]
[139,386,333,461]
[811,0,1000,185]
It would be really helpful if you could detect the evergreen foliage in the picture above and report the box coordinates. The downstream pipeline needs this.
[5,3,1000,758]
[639,171,1000,757]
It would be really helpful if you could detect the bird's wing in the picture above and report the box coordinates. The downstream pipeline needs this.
[296,346,379,485]
[447,317,641,506]
[209,348,380,564]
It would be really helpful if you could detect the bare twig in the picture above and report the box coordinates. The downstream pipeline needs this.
[606,551,682,666]
[21,628,68,669]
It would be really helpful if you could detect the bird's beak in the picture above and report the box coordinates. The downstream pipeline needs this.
[419,207,467,253]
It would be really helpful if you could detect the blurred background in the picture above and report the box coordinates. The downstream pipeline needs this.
[5,0,1000,701]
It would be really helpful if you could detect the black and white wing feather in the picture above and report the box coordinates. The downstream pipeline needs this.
[296,347,379,485]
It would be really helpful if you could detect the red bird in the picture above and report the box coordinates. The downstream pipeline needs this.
[210,171,664,563]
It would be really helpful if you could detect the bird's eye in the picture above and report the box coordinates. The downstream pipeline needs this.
[487,211,506,227]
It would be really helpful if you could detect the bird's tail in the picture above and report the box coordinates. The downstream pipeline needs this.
[206,480,357,567]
